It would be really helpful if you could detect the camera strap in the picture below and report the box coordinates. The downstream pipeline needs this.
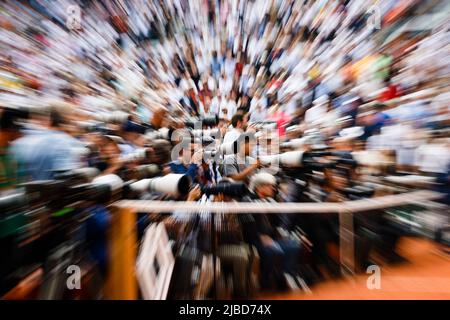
[234,156,241,174]
[212,161,219,184]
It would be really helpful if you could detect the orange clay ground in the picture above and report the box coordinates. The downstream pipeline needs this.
[258,238,450,300]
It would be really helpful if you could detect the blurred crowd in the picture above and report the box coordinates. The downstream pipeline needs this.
[0,0,449,299]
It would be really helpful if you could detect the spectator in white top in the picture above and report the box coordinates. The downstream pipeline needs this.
[227,92,238,116]
[304,95,329,127]
[250,90,268,113]
[219,93,237,120]
[218,72,233,96]
[210,94,221,115]
[223,49,236,78]
[250,104,267,122]
[219,95,230,120]
[414,136,450,175]
[223,114,245,144]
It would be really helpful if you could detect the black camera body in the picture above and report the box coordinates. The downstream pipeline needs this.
[0,169,127,293]
[201,182,248,197]
[185,115,219,128]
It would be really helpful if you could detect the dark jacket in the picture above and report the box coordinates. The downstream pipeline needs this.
[239,195,287,246]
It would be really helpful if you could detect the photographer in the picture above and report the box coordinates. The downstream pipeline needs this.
[119,120,146,156]
[10,106,84,181]
[162,173,259,298]
[169,140,203,183]
[222,133,262,182]
[95,136,125,176]
[147,139,172,167]
[223,114,246,144]
[214,180,251,298]
[242,172,301,290]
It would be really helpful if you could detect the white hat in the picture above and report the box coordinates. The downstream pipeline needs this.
[339,126,364,140]
[249,172,277,192]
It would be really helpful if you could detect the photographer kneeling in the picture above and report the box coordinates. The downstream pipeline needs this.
[213,180,252,298]
[242,172,301,290]
[169,181,251,299]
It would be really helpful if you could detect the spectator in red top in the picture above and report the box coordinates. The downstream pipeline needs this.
[268,104,290,137]
[379,77,400,102]
[234,55,244,78]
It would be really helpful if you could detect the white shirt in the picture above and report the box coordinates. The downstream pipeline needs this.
[223,128,243,144]
[250,96,267,113]
[210,96,220,115]
[219,98,229,119]
[227,100,237,117]
[250,107,267,122]
[414,143,450,174]
[218,77,233,96]
[304,104,327,126]
[207,76,217,91]
[219,99,236,120]
[196,55,207,75]
[224,58,236,77]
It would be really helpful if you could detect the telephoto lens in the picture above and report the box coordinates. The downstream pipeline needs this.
[335,157,358,168]
[0,193,28,239]
[145,127,173,140]
[90,174,124,203]
[75,120,102,133]
[250,121,277,130]
[120,148,151,163]
[340,186,375,200]
[23,174,123,211]
[130,174,192,197]
[96,110,130,123]
[0,107,29,129]
[302,159,336,171]
[281,138,308,149]
[134,164,161,179]
[191,128,221,138]
[203,140,239,158]
[185,115,219,128]
[201,182,248,197]
[259,151,305,167]
[123,120,147,134]
[21,180,68,206]
[53,168,100,184]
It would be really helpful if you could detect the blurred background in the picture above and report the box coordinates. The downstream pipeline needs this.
[0,0,449,300]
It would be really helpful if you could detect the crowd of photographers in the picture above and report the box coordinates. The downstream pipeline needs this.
[0,0,449,299]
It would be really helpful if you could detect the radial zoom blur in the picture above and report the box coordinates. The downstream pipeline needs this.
[0,0,449,300]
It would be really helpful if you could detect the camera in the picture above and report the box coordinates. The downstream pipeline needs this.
[0,171,126,295]
[185,115,219,128]
[130,174,192,197]
[145,127,173,140]
[340,185,375,200]
[190,128,221,139]
[123,120,147,134]
[96,110,130,123]
[259,151,305,167]
[132,164,162,180]
[281,138,307,149]
[249,121,277,130]
[120,148,151,163]
[53,167,100,184]
[0,107,29,130]
[202,140,239,160]
[201,182,248,197]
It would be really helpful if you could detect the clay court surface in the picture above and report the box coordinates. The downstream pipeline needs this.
[259,238,450,300]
